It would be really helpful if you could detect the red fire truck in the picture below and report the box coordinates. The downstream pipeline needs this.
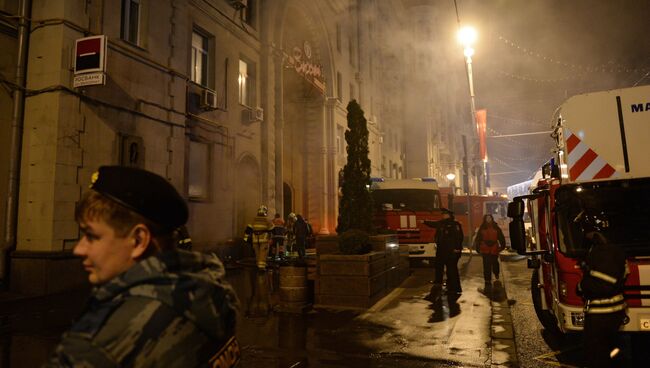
[370,178,443,262]
[508,85,650,334]
[440,189,510,246]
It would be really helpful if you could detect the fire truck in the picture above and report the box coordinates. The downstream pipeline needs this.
[370,178,443,261]
[440,189,510,246]
[508,85,650,334]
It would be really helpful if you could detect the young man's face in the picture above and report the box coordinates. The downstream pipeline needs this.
[74,218,136,285]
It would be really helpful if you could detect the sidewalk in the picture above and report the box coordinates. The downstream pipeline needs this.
[1,254,521,367]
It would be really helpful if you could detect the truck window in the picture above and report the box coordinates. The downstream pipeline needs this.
[453,201,468,215]
[555,179,650,257]
[371,189,440,212]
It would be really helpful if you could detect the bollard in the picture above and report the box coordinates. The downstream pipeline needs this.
[278,264,309,312]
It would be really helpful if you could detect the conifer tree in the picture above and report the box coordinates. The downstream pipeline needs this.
[337,100,373,235]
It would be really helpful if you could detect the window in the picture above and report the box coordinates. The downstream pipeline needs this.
[349,83,355,101]
[336,72,342,100]
[188,141,210,199]
[121,0,141,45]
[336,126,345,155]
[242,0,254,26]
[191,31,209,87]
[238,59,254,106]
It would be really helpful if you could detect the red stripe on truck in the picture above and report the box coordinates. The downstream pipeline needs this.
[569,149,597,180]
[566,134,580,154]
[593,164,616,179]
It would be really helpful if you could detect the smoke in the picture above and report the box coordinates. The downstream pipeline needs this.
[449,0,650,191]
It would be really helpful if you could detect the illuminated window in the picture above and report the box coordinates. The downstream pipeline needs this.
[191,31,209,87]
[238,59,254,106]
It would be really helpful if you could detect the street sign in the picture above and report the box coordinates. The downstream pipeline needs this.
[73,73,105,88]
[73,35,107,87]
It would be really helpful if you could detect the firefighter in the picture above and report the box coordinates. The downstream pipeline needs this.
[270,213,286,260]
[576,210,628,368]
[423,208,464,302]
[249,205,272,270]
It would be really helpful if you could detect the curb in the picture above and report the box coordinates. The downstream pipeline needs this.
[490,282,519,367]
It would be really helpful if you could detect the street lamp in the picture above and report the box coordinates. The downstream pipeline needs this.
[446,173,456,182]
[446,173,456,195]
[457,26,486,195]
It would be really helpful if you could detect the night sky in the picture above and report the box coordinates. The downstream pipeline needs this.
[452,0,650,192]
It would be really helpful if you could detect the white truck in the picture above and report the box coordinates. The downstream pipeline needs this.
[508,85,650,334]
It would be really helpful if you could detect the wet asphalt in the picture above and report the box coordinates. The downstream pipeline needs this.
[0,253,569,368]
[232,253,516,368]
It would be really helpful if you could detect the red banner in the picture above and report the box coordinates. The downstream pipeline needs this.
[476,109,487,162]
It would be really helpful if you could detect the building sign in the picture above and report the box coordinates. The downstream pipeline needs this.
[284,41,326,94]
[73,35,107,88]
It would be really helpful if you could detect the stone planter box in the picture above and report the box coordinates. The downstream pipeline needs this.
[314,234,409,309]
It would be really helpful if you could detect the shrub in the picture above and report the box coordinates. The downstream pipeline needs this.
[338,229,371,255]
[337,100,374,234]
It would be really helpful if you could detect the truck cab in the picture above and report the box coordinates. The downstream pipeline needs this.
[508,85,650,333]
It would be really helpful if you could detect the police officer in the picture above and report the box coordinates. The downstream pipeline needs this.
[423,208,464,302]
[577,211,628,368]
[46,166,240,367]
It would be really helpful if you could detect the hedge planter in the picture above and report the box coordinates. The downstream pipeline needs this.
[314,234,410,309]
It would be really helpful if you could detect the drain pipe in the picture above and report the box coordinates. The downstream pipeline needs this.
[1,0,31,288]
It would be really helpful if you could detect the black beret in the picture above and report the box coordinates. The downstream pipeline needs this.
[90,166,188,230]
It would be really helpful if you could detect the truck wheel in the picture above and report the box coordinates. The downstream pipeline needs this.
[531,270,562,335]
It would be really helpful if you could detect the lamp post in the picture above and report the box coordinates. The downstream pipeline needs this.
[457,26,486,195]
[446,172,456,194]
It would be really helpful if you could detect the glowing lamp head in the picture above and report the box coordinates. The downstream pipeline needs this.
[458,26,477,47]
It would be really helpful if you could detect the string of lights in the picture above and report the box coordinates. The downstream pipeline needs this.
[497,70,586,84]
[490,156,529,173]
[488,113,548,128]
[488,151,550,162]
[496,35,648,74]
[486,126,553,149]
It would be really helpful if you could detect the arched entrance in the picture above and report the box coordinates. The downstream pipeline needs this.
[283,182,293,219]
[280,4,330,232]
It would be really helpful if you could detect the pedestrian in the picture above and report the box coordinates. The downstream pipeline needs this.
[423,208,464,302]
[270,213,286,260]
[293,214,309,259]
[576,212,627,368]
[474,214,507,293]
[46,166,239,367]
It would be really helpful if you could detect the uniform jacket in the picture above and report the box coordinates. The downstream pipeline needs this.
[46,250,239,367]
[251,215,272,244]
[579,234,627,301]
[475,225,506,255]
[423,218,464,253]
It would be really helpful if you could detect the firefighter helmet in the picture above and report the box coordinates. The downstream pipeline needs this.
[257,205,268,217]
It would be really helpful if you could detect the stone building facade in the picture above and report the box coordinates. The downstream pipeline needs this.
[0,0,469,294]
